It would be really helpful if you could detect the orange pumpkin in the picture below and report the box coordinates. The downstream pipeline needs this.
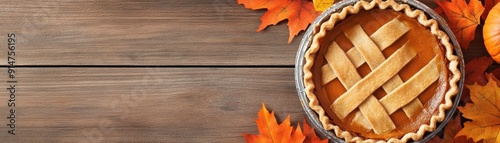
[484,3,500,63]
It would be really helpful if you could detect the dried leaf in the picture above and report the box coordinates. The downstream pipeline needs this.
[313,0,335,12]
[287,125,306,143]
[490,68,500,82]
[429,114,473,143]
[462,56,494,103]
[242,103,306,143]
[302,118,328,143]
[465,56,494,85]
[457,75,500,143]
[482,0,500,20]
[443,115,473,143]
[433,7,445,16]
[237,0,321,43]
[434,0,484,49]
[443,115,464,142]
[428,135,443,143]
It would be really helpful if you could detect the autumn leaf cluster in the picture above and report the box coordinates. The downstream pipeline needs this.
[237,0,499,46]
[434,0,499,50]
[238,0,500,142]
[428,56,500,143]
[432,0,500,141]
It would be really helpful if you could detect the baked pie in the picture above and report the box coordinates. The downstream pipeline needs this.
[302,0,461,142]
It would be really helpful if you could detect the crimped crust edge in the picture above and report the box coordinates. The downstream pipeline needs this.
[302,0,461,142]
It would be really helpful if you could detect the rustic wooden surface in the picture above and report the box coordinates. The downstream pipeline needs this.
[0,0,489,142]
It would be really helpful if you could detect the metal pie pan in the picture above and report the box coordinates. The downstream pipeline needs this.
[294,0,465,142]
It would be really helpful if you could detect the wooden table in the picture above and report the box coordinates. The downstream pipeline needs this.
[0,0,489,142]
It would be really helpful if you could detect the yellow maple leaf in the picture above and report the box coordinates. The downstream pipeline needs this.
[457,74,500,143]
[313,0,334,12]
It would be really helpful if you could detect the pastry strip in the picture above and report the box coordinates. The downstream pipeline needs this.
[320,17,410,85]
[344,22,424,119]
[325,42,395,134]
[370,17,410,49]
[359,96,396,134]
[324,19,416,132]
[342,24,384,67]
[331,41,417,119]
[321,48,363,84]
[380,57,439,114]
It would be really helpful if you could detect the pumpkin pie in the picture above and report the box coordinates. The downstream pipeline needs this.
[302,0,461,142]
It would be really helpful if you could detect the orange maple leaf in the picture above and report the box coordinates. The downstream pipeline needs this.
[434,0,484,50]
[237,0,321,43]
[288,125,306,143]
[456,75,500,143]
[482,0,500,20]
[243,103,306,143]
[302,118,328,143]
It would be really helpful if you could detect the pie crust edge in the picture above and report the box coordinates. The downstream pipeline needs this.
[302,0,461,142]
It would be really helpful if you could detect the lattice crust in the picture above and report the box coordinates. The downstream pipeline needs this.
[302,0,461,142]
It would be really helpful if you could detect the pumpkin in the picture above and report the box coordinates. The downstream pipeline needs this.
[484,3,500,63]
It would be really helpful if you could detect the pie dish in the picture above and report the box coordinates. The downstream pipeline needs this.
[298,0,462,142]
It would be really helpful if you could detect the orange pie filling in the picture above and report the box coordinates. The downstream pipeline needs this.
[310,8,451,140]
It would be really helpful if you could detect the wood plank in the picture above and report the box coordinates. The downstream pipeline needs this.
[0,68,305,142]
[0,0,297,66]
[0,0,487,66]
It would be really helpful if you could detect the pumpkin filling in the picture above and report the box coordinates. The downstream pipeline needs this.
[310,9,450,139]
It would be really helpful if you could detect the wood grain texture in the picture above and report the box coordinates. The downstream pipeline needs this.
[0,68,304,142]
[0,0,297,66]
[0,0,493,143]
[0,0,487,66]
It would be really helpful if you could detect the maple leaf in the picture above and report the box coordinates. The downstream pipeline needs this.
[465,56,494,85]
[443,115,465,142]
[461,56,494,103]
[302,118,328,143]
[434,0,484,50]
[456,75,500,143]
[429,114,473,143]
[490,68,500,82]
[287,125,306,143]
[313,0,334,12]
[434,7,445,16]
[237,0,321,43]
[482,0,500,20]
[428,135,443,143]
[444,115,474,143]
[242,103,306,143]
